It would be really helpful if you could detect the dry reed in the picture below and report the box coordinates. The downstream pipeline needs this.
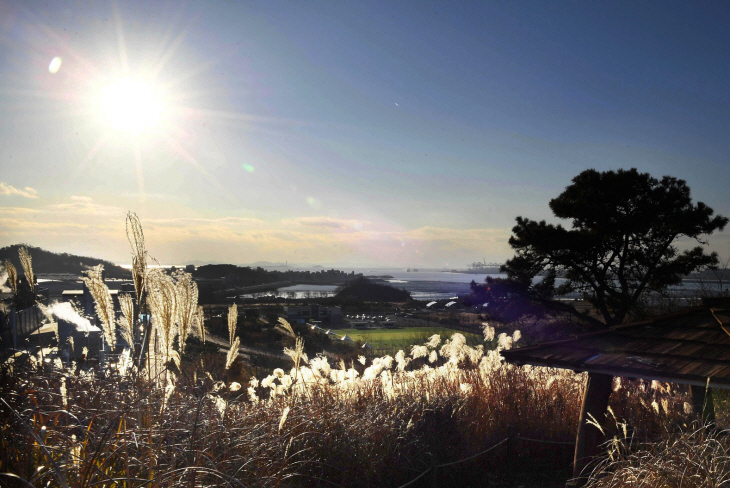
[117,293,135,348]
[228,303,237,345]
[195,305,206,344]
[18,246,34,293]
[173,270,198,354]
[585,424,730,488]
[125,212,147,303]
[4,259,17,295]
[145,268,178,369]
[82,265,116,350]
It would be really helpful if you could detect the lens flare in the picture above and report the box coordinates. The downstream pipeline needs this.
[48,57,62,74]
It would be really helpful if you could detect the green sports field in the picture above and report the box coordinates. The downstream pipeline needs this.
[335,326,482,355]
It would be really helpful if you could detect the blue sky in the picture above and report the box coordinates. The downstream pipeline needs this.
[1,1,729,267]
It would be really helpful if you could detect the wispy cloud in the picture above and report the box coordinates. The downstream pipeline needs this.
[0,207,40,215]
[0,218,88,231]
[284,216,369,231]
[146,216,263,227]
[47,196,125,216]
[0,199,516,266]
[0,183,38,199]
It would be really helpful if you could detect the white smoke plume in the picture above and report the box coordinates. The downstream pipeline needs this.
[40,302,100,333]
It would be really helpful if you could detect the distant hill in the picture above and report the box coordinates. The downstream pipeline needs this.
[0,245,131,278]
[335,277,411,302]
[194,263,358,284]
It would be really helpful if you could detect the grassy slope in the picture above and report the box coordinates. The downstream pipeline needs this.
[337,327,482,355]
[2,340,703,488]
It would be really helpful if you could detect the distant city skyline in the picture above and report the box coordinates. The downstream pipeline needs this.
[1,1,729,267]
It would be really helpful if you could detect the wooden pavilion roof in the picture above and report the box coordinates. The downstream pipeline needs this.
[501,305,730,389]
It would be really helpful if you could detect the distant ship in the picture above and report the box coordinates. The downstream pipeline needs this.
[406,267,419,272]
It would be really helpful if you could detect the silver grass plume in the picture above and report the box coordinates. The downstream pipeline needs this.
[195,305,206,344]
[18,246,34,293]
[82,265,116,350]
[284,336,307,381]
[278,317,295,338]
[225,336,240,369]
[126,212,147,302]
[228,303,237,345]
[278,406,290,433]
[5,259,17,295]
[146,268,178,368]
[117,293,135,348]
[482,323,495,342]
[173,270,198,354]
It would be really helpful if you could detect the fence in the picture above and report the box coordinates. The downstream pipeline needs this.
[397,426,575,488]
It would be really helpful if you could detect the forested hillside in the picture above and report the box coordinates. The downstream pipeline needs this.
[0,245,131,278]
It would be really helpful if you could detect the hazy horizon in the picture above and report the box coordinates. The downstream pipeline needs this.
[2,1,729,267]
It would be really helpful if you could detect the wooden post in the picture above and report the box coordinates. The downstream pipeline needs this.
[506,425,515,470]
[571,372,613,486]
[430,452,438,488]
[10,310,17,351]
[690,383,715,425]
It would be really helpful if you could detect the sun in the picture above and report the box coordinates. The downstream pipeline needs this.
[95,76,168,133]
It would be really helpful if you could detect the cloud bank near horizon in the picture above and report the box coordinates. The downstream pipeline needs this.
[2,194,729,269]
[0,196,514,267]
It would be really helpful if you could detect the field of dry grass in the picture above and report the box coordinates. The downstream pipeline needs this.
[1,218,723,488]
[1,325,708,488]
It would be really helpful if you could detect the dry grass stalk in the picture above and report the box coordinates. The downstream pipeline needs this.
[173,270,198,354]
[3,323,698,488]
[284,336,307,382]
[278,317,295,337]
[18,246,34,293]
[227,303,237,345]
[126,212,147,302]
[225,336,240,369]
[145,268,178,368]
[278,406,290,433]
[585,424,730,488]
[117,293,135,348]
[82,265,116,350]
[195,305,206,344]
[4,259,18,295]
